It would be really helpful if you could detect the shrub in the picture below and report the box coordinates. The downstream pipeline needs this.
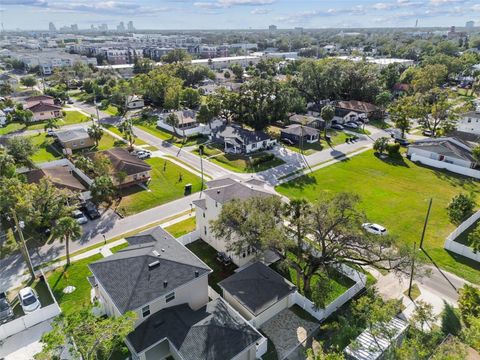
[441,302,462,336]
[447,194,475,224]
[373,137,389,154]
[252,153,275,166]
[386,142,400,156]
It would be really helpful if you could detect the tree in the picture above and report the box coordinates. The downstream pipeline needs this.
[412,64,448,93]
[165,112,180,136]
[373,137,389,154]
[118,119,135,149]
[446,194,475,224]
[6,136,37,167]
[11,108,34,125]
[52,216,81,266]
[87,123,104,147]
[92,153,112,177]
[388,96,414,138]
[0,152,16,178]
[44,118,59,133]
[229,64,244,81]
[463,316,480,351]
[0,82,13,96]
[458,285,480,327]
[181,88,201,109]
[211,194,416,302]
[161,49,191,64]
[467,223,480,254]
[197,103,217,130]
[320,105,335,138]
[90,175,115,205]
[224,70,231,79]
[20,75,37,90]
[375,91,392,118]
[441,301,462,336]
[36,307,136,360]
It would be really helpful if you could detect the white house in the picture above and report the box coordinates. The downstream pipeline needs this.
[88,227,267,360]
[193,178,277,267]
[157,109,223,137]
[457,110,480,135]
[126,95,144,109]
[0,110,6,127]
[211,124,277,154]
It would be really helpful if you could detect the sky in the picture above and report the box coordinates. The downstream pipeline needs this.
[1,0,480,30]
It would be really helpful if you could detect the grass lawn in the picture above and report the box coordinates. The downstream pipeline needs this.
[46,254,103,316]
[29,133,63,163]
[192,143,224,157]
[276,150,480,284]
[25,111,90,131]
[404,283,421,300]
[186,239,237,293]
[102,124,148,146]
[0,122,24,135]
[286,130,350,155]
[116,157,202,216]
[135,123,208,147]
[208,151,285,173]
[103,104,119,116]
[164,216,196,238]
[110,242,130,253]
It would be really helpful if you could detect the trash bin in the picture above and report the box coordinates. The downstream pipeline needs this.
[325,135,331,143]
[184,183,192,196]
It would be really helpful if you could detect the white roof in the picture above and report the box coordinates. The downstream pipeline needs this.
[191,55,259,64]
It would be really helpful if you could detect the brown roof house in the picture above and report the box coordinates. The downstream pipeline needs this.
[56,128,95,151]
[25,166,87,192]
[25,95,63,122]
[335,100,381,120]
[89,148,152,188]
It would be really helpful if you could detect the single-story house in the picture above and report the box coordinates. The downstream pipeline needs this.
[289,114,325,129]
[280,124,320,144]
[27,101,63,122]
[56,128,95,150]
[335,100,380,120]
[344,317,409,360]
[126,95,144,109]
[158,110,198,130]
[211,125,277,154]
[407,137,476,169]
[219,262,296,328]
[24,166,87,193]
[25,95,55,108]
[89,147,152,188]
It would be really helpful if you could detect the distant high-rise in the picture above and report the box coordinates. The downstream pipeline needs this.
[466,21,475,29]
[71,24,78,31]
[127,21,135,32]
[269,24,277,31]
[117,21,125,32]
[48,22,56,32]
[99,24,108,31]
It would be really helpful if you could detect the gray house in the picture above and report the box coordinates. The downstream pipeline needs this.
[211,125,277,154]
[289,114,325,130]
[88,227,266,360]
[280,124,320,144]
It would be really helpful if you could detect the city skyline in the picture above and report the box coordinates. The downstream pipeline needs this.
[1,0,479,30]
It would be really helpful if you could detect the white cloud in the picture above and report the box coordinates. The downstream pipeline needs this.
[372,3,391,10]
[251,7,270,14]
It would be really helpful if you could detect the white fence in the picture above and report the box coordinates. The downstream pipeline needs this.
[0,274,61,340]
[410,154,480,179]
[176,229,200,246]
[291,264,367,322]
[444,210,480,263]
[156,119,223,137]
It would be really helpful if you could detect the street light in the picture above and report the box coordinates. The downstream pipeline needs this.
[11,209,35,280]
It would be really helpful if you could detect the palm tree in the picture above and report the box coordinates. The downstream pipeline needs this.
[165,113,180,136]
[118,119,135,149]
[53,216,82,266]
[320,105,335,139]
[87,123,104,147]
[44,118,59,133]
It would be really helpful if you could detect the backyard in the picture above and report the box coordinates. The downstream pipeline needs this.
[116,157,202,216]
[29,133,63,163]
[164,216,196,238]
[276,150,480,284]
[186,239,237,292]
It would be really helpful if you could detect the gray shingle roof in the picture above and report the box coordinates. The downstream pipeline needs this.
[215,125,271,145]
[127,298,263,359]
[88,148,152,176]
[89,227,211,313]
[281,125,320,137]
[56,128,90,143]
[203,182,274,204]
[206,178,238,188]
[218,262,296,316]
[462,111,480,119]
[409,137,474,162]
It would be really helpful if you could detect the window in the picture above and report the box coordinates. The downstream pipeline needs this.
[252,143,257,149]
[142,305,150,318]
[204,226,207,235]
[203,212,205,218]
[468,119,472,123]
[80,141,85,145]
[166,292,175,303]
[215,201,218,208]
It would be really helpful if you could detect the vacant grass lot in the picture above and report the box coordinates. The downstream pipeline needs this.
[116,158,202,216]
[135,123,208,147]
[46,254,103,316]
[164,216,196,238]
[286,130,350,155]
[102,124,148,146]
[276,150,480,284]
[209,151,285,173]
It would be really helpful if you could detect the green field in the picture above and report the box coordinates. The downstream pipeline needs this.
[116,158,202,216]
[164,217,196,238]
[135,123,208,147]
[286,130,350,155]
[276,150,480,284]
[102,124,148,146]
[208,151,285,173]
[29,133,63,163]
[103,104,119,116]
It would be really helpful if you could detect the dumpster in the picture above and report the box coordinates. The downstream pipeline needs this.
[184,183,192,196]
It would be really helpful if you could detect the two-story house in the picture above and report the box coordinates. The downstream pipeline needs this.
[88,227,266,360]
[193,178,277,267]
[457,110,480,135]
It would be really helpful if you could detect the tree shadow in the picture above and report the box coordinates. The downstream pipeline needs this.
[420,248,459,292]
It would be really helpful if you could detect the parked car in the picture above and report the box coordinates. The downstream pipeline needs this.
[331,124,344,131]
[362,223,387,235]
[72,210,88,225]
[67,98,74,104]
[137,151,151,160]
[46,129,56,137]
[281,138,295,146]
[345,122,359,129]
[18,287,41,313]
[83,201,101,220]
[0,292,14,324]
[394,137,410,146]
[422,130,433,137]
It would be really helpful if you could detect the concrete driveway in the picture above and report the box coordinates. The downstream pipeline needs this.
[261,307,319,360]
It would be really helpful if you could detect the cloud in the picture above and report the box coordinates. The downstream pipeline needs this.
[46,1,169,15]
[194,0,274,9]
[2,0,47,5]
[251,7,270,14]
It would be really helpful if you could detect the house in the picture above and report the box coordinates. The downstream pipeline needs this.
[289,114,325,129]
[280,125,320,144]
[211,125,277,154]
[27,102,63,122]
[0,73,18,86]
[25,95,55,108]
[0,110,6,127]
[88,227,266,360]
[219,262,296,328]
[56,128,95,150]
[126,95,144,109]
[157,109,223,137]
[89,147,152,188]
[24,166,87,193]
[335,100,380,120]
[344,317,409,360]
[407,137,476,171]
[193,178,276,267]
[457,110,480,135]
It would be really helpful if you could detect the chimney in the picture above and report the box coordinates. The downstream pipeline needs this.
[163,280,168,288]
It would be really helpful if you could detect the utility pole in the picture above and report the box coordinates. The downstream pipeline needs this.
[12,209,35,280]
[408,241,416,299]
[419,198,433,249]
[199,145,205,191]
